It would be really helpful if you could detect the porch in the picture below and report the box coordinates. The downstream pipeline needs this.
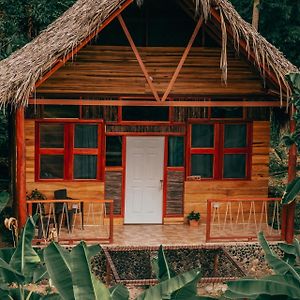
[27,197,284,246]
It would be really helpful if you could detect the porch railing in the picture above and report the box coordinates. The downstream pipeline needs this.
[206,198,282,242]
[26,199,114,245]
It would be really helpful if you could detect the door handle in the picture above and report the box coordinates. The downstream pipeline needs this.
[160,180,164,189]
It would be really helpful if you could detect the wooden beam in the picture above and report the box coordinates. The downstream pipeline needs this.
[117,15,161,101]
[16,108,27,228]
[35,0,133,88]
[28,98,283,107]
[161,17,203,102]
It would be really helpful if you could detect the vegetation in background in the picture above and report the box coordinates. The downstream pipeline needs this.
[230,0,300,67]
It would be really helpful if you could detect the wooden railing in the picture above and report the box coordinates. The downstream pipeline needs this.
[27,199,114,245]
[206,198,282,242]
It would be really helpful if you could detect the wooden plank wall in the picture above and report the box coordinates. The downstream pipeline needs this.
[37,46,265,97]
[184,121,270,222]
[25,120,104,202]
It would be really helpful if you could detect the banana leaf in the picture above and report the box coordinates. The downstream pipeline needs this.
[225,275,300,299]
[265,254,300,283]
[0,257,25,284]
[136,269,202,300]
[33,264,48,283]
[258,232,274,256]
[44,242,74,300]
[0,191,10,213]
[10,215,41,282]
[281,177,300,205]
[109,284,129,300]
[71,241,110,300]
[154,245,176,281]
[0,248,15,284]
[294,239,300,257]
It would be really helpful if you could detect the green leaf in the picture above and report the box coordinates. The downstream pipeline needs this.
[281,177,300,205]
[109,284,129,300]
[87,244,102,261]
[0,191,10,213]
[226,276,300,299]
[71,241,110,300]
[33,264,48,283]
[136,269,202,300]
[0,248,15,284]
[0,257,25,284]
[10,215,41,282]
[258,232,274,256]
[41,294,63,299]
[278,243,298,256]
[293,239,300,257]
[44,242,74,300]
[265,254,300,283]
[286,73,300,95]
[157,245,176,281]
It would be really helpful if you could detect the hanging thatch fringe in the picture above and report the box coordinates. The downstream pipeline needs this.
[0,0,298,109]
[219,10,228,83]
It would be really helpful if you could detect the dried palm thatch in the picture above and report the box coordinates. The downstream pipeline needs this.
[0,0,298,108]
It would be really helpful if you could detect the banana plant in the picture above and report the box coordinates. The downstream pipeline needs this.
[282,177,300,205]
[0,215,53,299]
[141,245,218,300]
[44,241,129,300]
[224,232,300,299]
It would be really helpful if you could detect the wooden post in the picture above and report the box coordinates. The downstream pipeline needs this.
[252,0,260,30]
[16,107,27,228]
[285,119,297,243]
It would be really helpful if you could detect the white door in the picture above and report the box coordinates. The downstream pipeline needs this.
[125,137,164,224]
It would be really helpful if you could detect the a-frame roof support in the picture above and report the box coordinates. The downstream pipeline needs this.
[161,16,203,102]
[117,14,161,101]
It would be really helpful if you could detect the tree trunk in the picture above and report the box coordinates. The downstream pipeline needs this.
[252,0,260,30]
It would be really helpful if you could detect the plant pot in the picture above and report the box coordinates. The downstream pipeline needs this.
[189,219,199,227]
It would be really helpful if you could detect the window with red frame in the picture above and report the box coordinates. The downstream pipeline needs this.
[37,122,103,180]
[188,122,252,179]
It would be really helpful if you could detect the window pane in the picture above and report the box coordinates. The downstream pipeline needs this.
[40,155,64,179]
[168,136,184,167]
[191,154,213,178]
[74,155,97,179]
[223,154,246,178]
[74,125,98,148]
[40,124,64,148]
[43,105,79,118]
[106,136,122,166]
[211,107,243,118]
[191,124,214,148]
[122,106,169,121]
[224,124,247,148]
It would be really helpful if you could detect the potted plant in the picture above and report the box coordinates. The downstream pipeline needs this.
[187,210,200,227]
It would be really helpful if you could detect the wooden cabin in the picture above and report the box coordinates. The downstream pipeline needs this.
[0,0,298,240]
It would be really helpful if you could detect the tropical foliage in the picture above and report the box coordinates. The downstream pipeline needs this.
[147,245,217,300]
[0,215,51,299]
[225,232,300,299]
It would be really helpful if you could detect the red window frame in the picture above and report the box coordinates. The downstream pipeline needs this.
[35,119,104,182]
[187,121,252,180]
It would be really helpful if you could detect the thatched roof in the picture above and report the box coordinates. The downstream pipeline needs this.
[0,0,298,108]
